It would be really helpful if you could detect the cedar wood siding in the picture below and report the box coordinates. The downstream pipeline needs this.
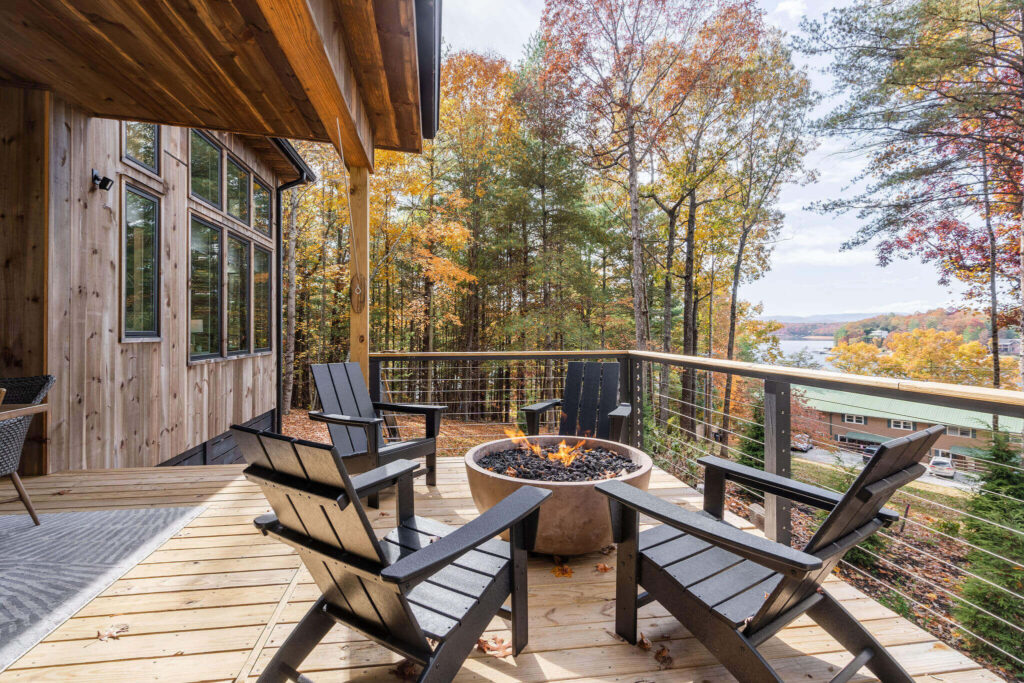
[1,88,280,473]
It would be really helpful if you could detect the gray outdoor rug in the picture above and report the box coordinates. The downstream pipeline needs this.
[0,506,204,671]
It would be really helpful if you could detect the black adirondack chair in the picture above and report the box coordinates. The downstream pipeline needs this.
[598,424,946,683]
[310,362,445,507]
[522,361,632,442]
[231,425,551,683]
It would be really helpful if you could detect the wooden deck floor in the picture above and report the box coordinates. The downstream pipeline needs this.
[0,460,998,682]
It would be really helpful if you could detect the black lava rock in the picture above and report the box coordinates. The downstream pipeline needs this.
[478,445,641,482]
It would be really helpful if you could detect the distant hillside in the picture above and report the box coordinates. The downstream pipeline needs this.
[769,308,997,342]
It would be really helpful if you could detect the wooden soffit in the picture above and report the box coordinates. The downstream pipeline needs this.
[0,0,429,168]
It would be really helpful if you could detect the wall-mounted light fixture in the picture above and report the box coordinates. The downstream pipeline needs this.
[91,169,114,191]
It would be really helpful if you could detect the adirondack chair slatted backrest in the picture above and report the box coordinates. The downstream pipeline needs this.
[232,426,429,656]
[559,361,620,439]
[311,362,385,457]
[747,424,945,632]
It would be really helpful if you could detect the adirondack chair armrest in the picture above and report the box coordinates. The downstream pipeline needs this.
[608,403,632,442]
[350,459,421,498]
[697,455,900,525]
[608,404,632,418]
[381,485,552,588]
[372,402,446,438]
[308,411,383,456]
[597,480,822,576]
[521,399,561,435]
[372,402,446,416]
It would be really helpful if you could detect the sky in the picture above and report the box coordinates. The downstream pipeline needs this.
[441,0,966,320]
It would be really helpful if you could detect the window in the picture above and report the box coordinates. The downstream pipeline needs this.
[226,157,250,223]
[932,448,952,459]
[890,419,914,431]
[123,186,159,336]
[190,130,221,207]
[254,180,271,235]
[254,248,271,351]
[947,426,975,438]
[190,217,221,358]
[226,235,250,353]
[842,414,866,425]
[125,122,159,173]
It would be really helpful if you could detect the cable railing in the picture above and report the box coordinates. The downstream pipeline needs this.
[362,349,1024,675]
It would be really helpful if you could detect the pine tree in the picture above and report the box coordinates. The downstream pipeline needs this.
[737,390,764,470]
[955,433,1024,676]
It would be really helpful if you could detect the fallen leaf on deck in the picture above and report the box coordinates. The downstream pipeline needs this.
[477,636,513,658]
[595,563,613,573]
[378,511,390,517]
[552,564,573,578]
[599,544,616,555]
[637,632,652,651]
[55,489,72,495]
[389,659,419,681]
[654,646,673,669]
[96,624,129,641]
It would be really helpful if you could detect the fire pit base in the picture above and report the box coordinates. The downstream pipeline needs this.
[465,435,652,556]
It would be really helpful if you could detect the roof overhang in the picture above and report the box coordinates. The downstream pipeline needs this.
[0,0,442,169]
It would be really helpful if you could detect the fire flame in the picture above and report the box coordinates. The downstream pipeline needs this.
[503,428,585,467]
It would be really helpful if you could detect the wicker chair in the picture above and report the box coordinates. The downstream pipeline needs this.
[1,375,55,525]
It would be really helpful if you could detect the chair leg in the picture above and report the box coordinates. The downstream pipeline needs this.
[510,522,529,655]
[808,593,913,683]
[10,473,40,526]
[426,450,436,487]
[257,598,334,683]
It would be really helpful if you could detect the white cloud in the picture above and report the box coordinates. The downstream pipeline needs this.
[773,0,807,21]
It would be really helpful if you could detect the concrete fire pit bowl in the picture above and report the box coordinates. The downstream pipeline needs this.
[465,435,652,556]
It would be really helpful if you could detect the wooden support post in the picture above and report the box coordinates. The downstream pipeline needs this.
[348,166,370,380]
[764,380,792,545]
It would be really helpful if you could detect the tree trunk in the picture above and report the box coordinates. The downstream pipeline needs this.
[680,190,698,436]
[980,149,1001,431]
[282,189,300,413]
[659,210,677,424]
[721,226,750,455]
[625,111,650,352]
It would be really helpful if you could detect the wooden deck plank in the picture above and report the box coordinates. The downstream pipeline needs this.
[0,459,997,682]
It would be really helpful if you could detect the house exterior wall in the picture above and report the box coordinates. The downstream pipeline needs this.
[818,411,991,464]
[2,87,280,473]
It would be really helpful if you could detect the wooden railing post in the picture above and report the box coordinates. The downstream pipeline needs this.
[763,380,792,545]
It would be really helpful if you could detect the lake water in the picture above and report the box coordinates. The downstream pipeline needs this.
[776,338,836,370]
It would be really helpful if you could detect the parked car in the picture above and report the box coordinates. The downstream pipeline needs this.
[929,456,956,478]
[791,434,813,452]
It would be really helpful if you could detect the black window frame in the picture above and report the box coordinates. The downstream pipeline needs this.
[123,122,161,175]
[225,154,251,225]
[122,184,161,339]
[253,246,272,352]
[189,129,223,210]
[225,232,251,356]
[189,214,223,361]
[253,178,272,236]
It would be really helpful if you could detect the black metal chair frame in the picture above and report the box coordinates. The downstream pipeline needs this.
[522,361,631,442]
[310,361,446,507]
[0,375,55,526]
[232,425,551,683]
[598,424,946,683]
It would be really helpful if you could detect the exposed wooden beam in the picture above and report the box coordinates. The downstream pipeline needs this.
[239,0,375,168]
[348,166,370,377]
[373,0,423,153]
[337,0,399,149]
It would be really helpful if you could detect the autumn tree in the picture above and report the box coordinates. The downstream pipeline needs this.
[542,0,727,353]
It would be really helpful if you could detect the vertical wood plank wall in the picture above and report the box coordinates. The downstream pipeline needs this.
[0,88,49,472]
[0,91,280,473]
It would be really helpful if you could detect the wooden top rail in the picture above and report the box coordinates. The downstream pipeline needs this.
[369,350,1024,418]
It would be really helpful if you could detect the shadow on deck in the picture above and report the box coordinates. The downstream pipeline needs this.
[0,460,996,682]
